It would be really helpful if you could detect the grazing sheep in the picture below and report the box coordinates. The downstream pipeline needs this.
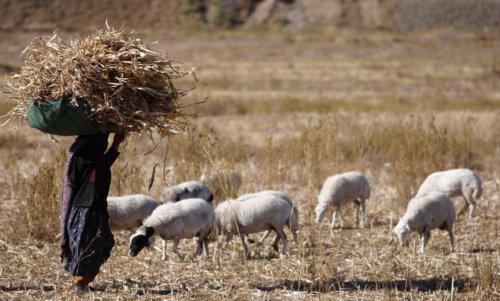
[237,190,299,244]
[129,198,214,260]
[215,194,296,258]
[200,171,242,199]
[160,180,214,204]
[416,168,482,218]
[315,171,371,229]
[107,194,159,231]
[394,192,456,253]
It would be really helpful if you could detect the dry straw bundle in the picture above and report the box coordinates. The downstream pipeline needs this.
[6,25,196,136]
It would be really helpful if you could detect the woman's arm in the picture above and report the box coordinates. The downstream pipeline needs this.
[103,133,125,167]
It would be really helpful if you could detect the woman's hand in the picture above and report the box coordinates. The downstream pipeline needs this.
[111,133,126,149]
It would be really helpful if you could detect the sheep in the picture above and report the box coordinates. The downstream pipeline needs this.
[416,168,482,218]
[215,194,297,258]
[129,198,214,260]
[200,171,242,199]
[394,192,456,253]
[107,194,159,231]
[160,180,214,204]
[315,171,371,230]
[236,190,299,244]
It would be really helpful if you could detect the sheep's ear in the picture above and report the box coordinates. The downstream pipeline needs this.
[145,227,155,237]
[404,224,410,231]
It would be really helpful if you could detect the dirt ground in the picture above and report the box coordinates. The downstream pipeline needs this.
[0,27,499,300]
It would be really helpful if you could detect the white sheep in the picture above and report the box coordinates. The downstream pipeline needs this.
[416,168,482,218]
[215,194,297,258]
[129,198,214,260]
[200,171,242,199]
[394,192,456,253]
[107,194,159,231]
[315,171,371,229]
[237,190,299,244]
[160,180,213,204]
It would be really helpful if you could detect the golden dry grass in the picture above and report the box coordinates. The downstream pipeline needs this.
[0,27,499,299]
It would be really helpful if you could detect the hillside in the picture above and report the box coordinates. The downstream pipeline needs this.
[1,0,498,32]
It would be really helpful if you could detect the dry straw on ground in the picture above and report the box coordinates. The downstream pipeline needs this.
[5,25,195,136]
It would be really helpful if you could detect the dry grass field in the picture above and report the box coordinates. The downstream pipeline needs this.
[0,27,499,300]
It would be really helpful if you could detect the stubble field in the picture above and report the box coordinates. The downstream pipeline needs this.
[0,27,499,300]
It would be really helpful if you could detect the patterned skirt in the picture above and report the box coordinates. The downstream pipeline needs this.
[65,206,115,277]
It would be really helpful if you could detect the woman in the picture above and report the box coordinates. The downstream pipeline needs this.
[60,131,125,293]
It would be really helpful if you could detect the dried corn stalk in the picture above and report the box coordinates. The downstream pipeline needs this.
[5,26,196,136]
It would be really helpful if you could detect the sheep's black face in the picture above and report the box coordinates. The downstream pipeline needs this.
[208,193,214,203]
[129,235,148,257]
[129,227,154,257]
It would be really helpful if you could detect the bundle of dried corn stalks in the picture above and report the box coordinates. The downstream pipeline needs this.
[5,25,196,136]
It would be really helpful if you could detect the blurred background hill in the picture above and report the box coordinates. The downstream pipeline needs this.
[1,0,498,32]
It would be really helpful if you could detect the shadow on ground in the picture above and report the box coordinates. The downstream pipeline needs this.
[252,277,474,293]
[92,278,177,295]
[469,248,496,254]
[0,285,55,292]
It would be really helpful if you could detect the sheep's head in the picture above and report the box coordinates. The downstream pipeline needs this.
[129,226,155,257]
[315,203,327,224]
[393,223,411,246]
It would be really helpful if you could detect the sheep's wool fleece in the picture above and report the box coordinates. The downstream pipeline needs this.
[399,192,456,231]
[107,194,158,230]
[417,168,481,197]
[160,181,212,203]
[318,171,370,206]
[144,198,214,239]
[216,195,291,234]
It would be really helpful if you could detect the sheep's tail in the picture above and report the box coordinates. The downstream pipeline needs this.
[288,206,299,243]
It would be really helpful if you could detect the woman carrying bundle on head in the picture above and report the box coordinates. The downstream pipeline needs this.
[3,26,196,293]
[59,129,125,293]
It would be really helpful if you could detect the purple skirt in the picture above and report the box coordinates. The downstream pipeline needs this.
[65,206,115,277]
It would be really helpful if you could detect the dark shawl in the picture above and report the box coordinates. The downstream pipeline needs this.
[59,133,119,263]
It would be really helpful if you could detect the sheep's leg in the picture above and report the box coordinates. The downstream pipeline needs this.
[354,201,360,227]
[463,190,476,218]
[161,240,167,261]
[275,227,288,257]
[458,190,477,218]
[360,199,367,226]
[272,234,280,252]
[457,196,469,217]
[222,233,233,250]
[193,239,203,258]
[468,203,476,218]
[447,223,455,253]
[257,230,271,246]
[239,233,251,259]
[172,238,183,260]
[331,206,341,230]
[419,228,430,253]
[203,240,210,257]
